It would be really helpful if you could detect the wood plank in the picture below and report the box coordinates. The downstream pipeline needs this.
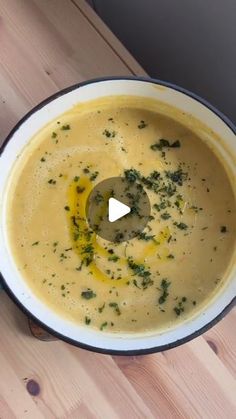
[203,307,236,378]
[0,0,144,145]
[114,334,236,418]
[0,293,154,419]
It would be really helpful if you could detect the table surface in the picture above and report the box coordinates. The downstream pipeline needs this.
[0,1,235,418]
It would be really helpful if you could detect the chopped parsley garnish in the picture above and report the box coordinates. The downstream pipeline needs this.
[100,322,108,330]
[81,243,94,266]
[220,226,227,233]
[137,232,155,241]
[64,206,70,211]
[103,129,116,138]
[98,303,105,313]
[94,191,104,204]
[32,241,39,246]
[108,255,119,262]
[114,232,124,242]
[61,124,70,130]
[74,176,80,182]
[174,222,188,230]
[166,168,187,186]
[109,302,121,315]
[150,139,181,151]
[48,179,56,185]
[124,168,141,183]
[153,201,169,212]
[51,132,57,138]
[85,316,91,325]
[160,212,171,220]
[158,279,171,304]
[173,297,187,316]
[128,258,153,289]
[81,289,96,300]
[138,120,148,129]
[90,171,99,181]
[40,157,46,162]
[76,186,85,194]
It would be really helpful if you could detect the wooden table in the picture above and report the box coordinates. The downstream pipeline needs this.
[0,1,235,417]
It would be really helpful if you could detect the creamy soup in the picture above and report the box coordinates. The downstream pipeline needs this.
[6,96,236,334]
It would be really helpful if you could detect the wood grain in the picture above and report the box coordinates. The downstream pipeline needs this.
[0,1,235,418]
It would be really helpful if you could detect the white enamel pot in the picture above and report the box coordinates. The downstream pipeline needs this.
[0,77,235,355]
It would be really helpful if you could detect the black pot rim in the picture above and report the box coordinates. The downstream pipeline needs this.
[0,75,235,355]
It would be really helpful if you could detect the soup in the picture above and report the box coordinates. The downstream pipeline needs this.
[6,96,236,334]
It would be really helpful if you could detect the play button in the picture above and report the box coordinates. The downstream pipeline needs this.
[86,177,151,243]
[108,198,130,222]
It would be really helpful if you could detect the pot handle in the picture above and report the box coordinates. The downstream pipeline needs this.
[0,272,57,340]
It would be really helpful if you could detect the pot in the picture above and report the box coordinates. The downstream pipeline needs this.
[0,77,235,355]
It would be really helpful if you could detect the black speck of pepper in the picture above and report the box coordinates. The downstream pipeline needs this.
[32,241,39,246]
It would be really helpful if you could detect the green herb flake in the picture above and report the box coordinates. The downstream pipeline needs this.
[90,171,99,181]
[124,168,141,183]
[51,132,57,138]
[61,124,70,130]
[76,186,85,194]
[220,226,227,233]
[160,212,171,220]
[138,120,148,129]
[174,222,188,230]
[48,179,56,185]
[150,139,181,151]
[32,241,39,246]
[173,297,187,316]
[64,206,70,211]
[109,302,121,315]
[85,316,91,325]
[158,279,171,304]
[100,322,108,331]
[98,303,105,313]
[137,232,155,241]
[108,255,119,262]
[94,191,103,204]
[81,289,96,300]
[103,129,116,138]
[128,258,153,289]
[166,168,187,186]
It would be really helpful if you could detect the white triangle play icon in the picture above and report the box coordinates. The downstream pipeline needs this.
[108,197,131,223]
